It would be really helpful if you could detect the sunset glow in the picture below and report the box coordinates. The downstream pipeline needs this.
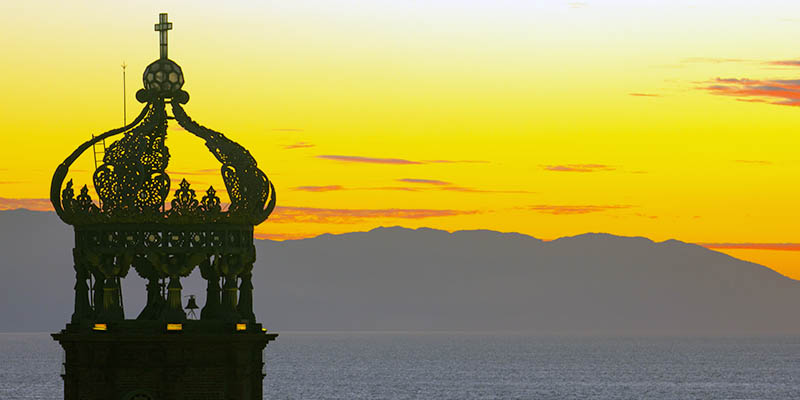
[3,1,800,277]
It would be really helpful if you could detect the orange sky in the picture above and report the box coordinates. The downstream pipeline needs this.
[3,1,800,278]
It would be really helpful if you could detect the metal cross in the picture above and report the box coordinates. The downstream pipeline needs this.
[154,13,173,59]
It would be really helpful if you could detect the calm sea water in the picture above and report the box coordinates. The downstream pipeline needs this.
[2,332,799,399]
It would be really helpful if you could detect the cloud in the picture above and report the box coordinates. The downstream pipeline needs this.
[712,78,759,84]
[317,155,490,165]
[633,212,659,219]
[699,243,800,251]
[439,186,533,194]
[284,142,314,149]
[292,179,532,194]
[567,2,588,8]
[542,164,615,172]
[317,155,423,165]
[424,159,490,164]
[765,60,800,67]
[254,232,317,241]
[292,185,345,192]
[362,186,422,192]
[682,57,749,64]
[528,204,632,215]
[269,206,479,224]
[629,93,660,97]
[166,168,219,176]
[736,98,770,104]
[368,185,531,194]
[734,160,772,165]
[701,77,800,106]
[0,198,53,211]
[397,178,452,186]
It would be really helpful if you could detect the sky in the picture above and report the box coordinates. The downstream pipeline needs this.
[3,1,800,277]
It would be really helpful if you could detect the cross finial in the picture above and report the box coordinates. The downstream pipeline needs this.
[154,13,173,59]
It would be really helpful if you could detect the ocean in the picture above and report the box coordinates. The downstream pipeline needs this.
[2,332,799,399]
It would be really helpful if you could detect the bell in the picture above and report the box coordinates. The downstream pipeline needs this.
[185,295,200,320]
[185,295,199,310]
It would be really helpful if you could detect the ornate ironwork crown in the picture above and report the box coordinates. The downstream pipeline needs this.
[50,23,276,228]
[50,13,276,325]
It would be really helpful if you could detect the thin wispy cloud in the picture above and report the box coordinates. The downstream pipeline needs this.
[166,168,219,176]
[682,57,749,64]
[700,243,800,251]
[567,2,588,9]
[440,186,533,194]
[397,178,452,186]
[0,198,53,211]
[633,212,659,220]
[543,164,615,172]
[293,178,532,194]
[269,206,479,224]
[765,60,800,67]
[254,232,317,241]
[317,155,490,165]
[293,185,345,192]
[284,142,314,150]
[702,77,800,106]
[629,93,661,97]
[317,155,423,165]
[528,204,632,215]
[364,186,422,192]
[734,160,772,165]
[424,159,490,164]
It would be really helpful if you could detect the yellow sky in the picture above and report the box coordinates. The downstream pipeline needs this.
[3,1,800,277]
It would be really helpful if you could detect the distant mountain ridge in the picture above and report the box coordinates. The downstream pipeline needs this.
[1,209,798,334]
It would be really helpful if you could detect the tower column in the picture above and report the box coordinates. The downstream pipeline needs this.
[70,256,92,323]
[221,273,240,321]
[199,257,222,320]
[163,276,186,321]
[202,275,222,320]
[137,274,165,320]
[91,272,103,318]
[99,276,124,321]
[237,271,255,322]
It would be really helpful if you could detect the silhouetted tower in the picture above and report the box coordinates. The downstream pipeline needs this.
[51,13,278,400]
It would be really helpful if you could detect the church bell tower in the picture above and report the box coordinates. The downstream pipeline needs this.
[51,13,278,400]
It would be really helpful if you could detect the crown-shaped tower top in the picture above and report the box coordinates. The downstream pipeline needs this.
[49,13,276,326]
[51,13,276,228]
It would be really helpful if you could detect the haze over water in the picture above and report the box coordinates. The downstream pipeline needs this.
[4,332,800,399]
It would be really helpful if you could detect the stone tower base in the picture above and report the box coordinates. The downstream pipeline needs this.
[52,321,277,400]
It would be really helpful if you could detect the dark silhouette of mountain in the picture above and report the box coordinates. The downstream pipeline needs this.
[1,209,798,334]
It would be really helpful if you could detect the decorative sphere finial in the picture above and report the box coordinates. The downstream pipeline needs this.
[141,13,186,100]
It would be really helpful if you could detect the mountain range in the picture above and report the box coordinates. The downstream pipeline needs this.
[1,209,798,334]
